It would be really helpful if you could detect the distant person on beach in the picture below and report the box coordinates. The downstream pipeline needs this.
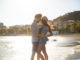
[31,14,44,60]
[37,16,53,60]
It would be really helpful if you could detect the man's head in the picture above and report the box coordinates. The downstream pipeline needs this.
[34,13,42,23]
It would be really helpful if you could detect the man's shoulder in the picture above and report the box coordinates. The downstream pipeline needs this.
[31,22,34,26]
[31,22,36,26]
[31,23,38,30]
[32,23,38,27]
[31,23,35,27]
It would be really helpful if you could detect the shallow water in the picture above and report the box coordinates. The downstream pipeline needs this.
[0,36,80,60]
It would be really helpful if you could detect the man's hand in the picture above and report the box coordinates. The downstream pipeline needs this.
[40,34,46,38]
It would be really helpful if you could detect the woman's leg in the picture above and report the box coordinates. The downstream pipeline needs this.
[42,44,48,60]
[37,44,44,60]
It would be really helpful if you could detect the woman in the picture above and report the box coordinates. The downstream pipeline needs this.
[37,16,53,60]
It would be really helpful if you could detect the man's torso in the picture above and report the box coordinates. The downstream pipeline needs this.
[31,22,40,42]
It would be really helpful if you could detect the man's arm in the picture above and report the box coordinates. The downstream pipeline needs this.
[31,24,40,37]
[32,29,41,37]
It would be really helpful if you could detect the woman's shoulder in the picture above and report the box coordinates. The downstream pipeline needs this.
[43,25,48,27]
[45,25,49,29]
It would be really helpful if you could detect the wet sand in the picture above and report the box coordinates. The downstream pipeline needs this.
[0,36,80,60]
[51,34,80,60]
[54,33,80,37]
[65,45,80,60]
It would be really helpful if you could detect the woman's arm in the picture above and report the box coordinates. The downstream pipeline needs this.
[38,27,53,38]
[46,26,53,37]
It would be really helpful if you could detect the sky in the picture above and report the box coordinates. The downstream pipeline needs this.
[0,0,80,26]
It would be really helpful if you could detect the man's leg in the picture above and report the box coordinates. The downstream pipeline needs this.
[31,51,35,60]
[31,42,36,60]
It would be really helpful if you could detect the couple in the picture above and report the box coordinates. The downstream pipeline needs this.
[31,14,53,60]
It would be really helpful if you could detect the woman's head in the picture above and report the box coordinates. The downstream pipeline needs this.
[42,16,52,34]
[41,16,48,26]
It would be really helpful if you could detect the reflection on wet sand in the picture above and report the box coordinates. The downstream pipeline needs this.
[0,36,80,60]
[51,36,80,60]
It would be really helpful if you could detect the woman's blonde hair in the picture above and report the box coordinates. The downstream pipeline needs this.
[42,16,48,21]
[42,16,52,33]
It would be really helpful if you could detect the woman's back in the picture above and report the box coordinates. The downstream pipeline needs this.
[40,25,48,44]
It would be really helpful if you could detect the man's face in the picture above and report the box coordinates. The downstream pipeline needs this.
[35,17,41,23]
[35,19,39,23]
[36,20,40,23]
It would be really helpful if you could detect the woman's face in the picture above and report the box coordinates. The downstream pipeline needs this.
[35,17,41,23]
[37,21,43,27]
[43,19,47,24]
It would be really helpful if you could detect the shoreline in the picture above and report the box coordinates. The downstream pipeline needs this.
[0,33,80,37]
[53,33,80,37]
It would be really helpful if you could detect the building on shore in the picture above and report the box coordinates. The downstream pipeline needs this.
[0,22,7,29]
[52,19,62,31]
[0,22,8,35]
[0,22,4,29]
[25,25,31,35]
[9,25,31,35]
[53,20,80,33]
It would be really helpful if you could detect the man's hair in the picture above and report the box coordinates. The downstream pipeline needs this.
[35,13,42,18]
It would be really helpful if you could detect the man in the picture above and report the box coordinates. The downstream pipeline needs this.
[31,14,44,60]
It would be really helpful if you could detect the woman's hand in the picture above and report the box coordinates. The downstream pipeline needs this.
[40,34,46,38]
